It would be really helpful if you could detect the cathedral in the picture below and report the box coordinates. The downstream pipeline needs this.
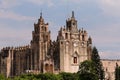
[0,11,92,77]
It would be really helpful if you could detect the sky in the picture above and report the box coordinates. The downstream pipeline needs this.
[0,0,120,59]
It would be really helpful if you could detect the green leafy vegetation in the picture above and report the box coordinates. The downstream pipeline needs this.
[91,47,105,80]
[115,63,120,80]
[78,60,98,80]
[4,73,78,80]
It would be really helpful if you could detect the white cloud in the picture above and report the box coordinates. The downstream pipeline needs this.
[89,23,120,59]
[26,0,54,7]
[0,0,35,21]
[89,23,120,45]
[99,51,120,59]
[0,23,32,49]
[97,0,120,17]
[0,23,31,39]
[62,0,120,17]
[0,0,20,9]
[0,10,35,21]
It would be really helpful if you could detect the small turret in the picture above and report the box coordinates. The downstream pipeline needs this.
[38,12,44,24]
[88,36,92,44]
[66,11,78,33]
[72,11,75,18]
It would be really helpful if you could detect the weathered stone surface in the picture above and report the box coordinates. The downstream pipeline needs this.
[101,59,120,80]
[0,12,92,77]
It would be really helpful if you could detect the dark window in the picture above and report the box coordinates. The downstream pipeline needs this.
[50,64,53,73]
[73,23,75,25]
[65,33,68,39]
[41,26,44,31]
[73,57,77,63]
[82,35,85,41]
[45,64,49,71]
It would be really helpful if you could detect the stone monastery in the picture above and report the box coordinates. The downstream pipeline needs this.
[0,12,119,80]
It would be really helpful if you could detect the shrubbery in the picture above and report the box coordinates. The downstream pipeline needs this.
[1,72,79,80]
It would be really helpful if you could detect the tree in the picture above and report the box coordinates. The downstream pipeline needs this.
[78,60,98,80]
[0,74,6,80]
[79,72,98,80]
[115,63,120,80]
[59,72,79,80]
[91,46,104,80]
[36,73,61,80]
[13,74,38,80]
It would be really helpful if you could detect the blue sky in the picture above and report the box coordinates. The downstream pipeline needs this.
[0,0,120,59]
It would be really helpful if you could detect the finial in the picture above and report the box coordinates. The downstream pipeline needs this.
[40,12,42,18]
[82,28,83,31]
[40,9,43,18]
[72,11,75,18]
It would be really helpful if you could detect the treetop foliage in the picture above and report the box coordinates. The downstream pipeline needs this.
[91,46,104,80]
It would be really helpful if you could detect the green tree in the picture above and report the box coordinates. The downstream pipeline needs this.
[91,46,104,80]
[36,73,61,80]
[0,74,6,80]
[115,63,120,80]
[78,60,98,80]
[13,74,38,80]
[79,72,98,80]
[59,72,79,80]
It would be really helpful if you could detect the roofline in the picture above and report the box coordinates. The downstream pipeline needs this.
[101,59,120,61]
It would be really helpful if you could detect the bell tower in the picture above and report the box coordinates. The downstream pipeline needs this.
[31,13,51,72]
[66,11,78,33]
[57,11,92,73]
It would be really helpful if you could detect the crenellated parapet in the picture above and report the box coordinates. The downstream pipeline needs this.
[0,45,31,58]
[1,45,31,51]
[14,45,31,52]
[1,47,13,51]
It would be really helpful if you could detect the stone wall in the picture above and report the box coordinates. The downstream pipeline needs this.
[0,45,31,77]
[101,59,120,80]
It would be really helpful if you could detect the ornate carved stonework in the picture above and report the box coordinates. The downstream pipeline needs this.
[0,11,92,77]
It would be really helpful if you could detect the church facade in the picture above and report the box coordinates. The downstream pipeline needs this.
[0,12,92,77]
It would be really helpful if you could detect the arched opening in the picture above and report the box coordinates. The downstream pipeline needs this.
[45,64,49,72]
[73,57,77,63]
[65,33,68,39]
[82,35,85,41]
[72,51,79,64]
[49,64,53,73]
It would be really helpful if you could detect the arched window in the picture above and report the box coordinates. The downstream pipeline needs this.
[82,35,85,41]
[73,57,77,63]
[72,51,78,64]
[49,64,53,73]
[45,64,49,72]
[65,33,68,39]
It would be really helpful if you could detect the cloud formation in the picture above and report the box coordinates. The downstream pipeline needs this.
[0,10,35,21]
[97,0,120,17]
[100,51,120,59]
[0,23,32,49]
[25,0,54,7]
[0,0,20,9]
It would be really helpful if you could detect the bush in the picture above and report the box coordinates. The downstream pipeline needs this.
[79,72,98,80]
[59,72,79,80]
[0,74,6,80]
[36,73,61,80]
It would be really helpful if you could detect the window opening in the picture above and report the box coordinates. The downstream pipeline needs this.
[73,57,77,63]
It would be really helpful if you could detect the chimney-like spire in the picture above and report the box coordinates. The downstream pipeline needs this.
[39,11,44,23]
[40,12,42,18]
[72,11,75,18]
